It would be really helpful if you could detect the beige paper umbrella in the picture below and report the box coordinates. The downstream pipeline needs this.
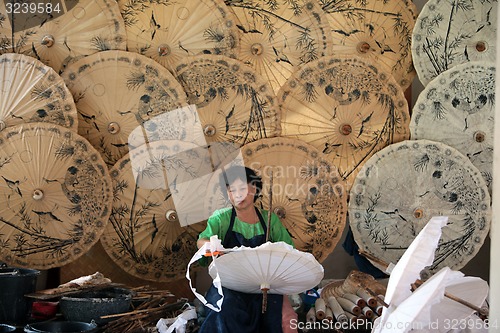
[205,137,348,262]
[278,56,410,190]
[61,50,188,166]
[174,55,281,166]
[320,0,417,90]
[0,0,126,73]
[118,0,240,72]
[410,61,495,195]
[349,139,491,272]
[226,0,332,93]
[0,53,77,132]
[0,123,112,269]
[101,140,209,282]
[412,0,497,86]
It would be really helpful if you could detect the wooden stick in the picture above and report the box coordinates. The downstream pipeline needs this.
[266,169,273,242]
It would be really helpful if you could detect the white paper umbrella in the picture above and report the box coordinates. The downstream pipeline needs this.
[320,0,417,90]
[208,241,324,295]
[412,0,497,86]
[0,0,127,73]
[118,0,240,72]
[226,0,332,93]
[0,53,77,132]
[349,140,491,272]
[410,61,495,195]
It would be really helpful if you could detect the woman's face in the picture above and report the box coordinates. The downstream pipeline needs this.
[227,178,256,210]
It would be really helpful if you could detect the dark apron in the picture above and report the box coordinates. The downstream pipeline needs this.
[199,208,284,333]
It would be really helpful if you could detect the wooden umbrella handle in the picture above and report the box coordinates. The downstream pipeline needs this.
[266,169,273,242]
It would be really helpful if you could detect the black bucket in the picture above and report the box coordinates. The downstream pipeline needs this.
[0,324,16,333]
[0,267,40,325]
[24,321,98,333]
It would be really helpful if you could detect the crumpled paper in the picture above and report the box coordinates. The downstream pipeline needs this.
[156,306,197,333]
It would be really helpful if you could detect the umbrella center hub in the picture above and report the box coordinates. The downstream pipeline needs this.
[33,189,44,201]
[108,122,120,135]
[41,35,55,47]
[204,124,216,137]
[165,209,178,222]
[413,208,424,219]
[474,131,485,143]
[476,41,487,52]
[251,43,264,56]
[158,44,171,56]
[340,124,352,135]
[273,206,286,219]
[357,42,371,54]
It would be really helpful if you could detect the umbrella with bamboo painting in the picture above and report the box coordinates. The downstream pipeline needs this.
[100,140,209,282]
[278,56,410,190]
[0,123,112,269]
[0,0,126,73]
[117,0,240,73]
[173,55,281,168]
[412,0,497,86]
[60,50,188,167]
[225,0,332,93]
[0,53,77,132]
[348,139,491,272]
[319,0,417,90]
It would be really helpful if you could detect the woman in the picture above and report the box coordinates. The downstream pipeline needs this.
[197,165,296,333]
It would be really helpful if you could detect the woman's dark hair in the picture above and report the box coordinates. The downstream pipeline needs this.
[219,166,262,202]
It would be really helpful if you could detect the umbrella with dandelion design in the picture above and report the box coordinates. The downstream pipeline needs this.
[0,0,126,73]
[0,123,112,269]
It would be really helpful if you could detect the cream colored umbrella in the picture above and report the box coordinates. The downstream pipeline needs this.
[0,53,77,132]
[278,56,410,190]
[205,137,348,262]
[101,140,209,282]
[349,139,491,272]
[60,50,188,166]
[412,0,497,86]
[0,123,112,269]
[118,0,240,72]
[320,0,417,90]
[226,0,332,93]
[410,61,495,195]
[0,0,126,73]
[174,55,281,167]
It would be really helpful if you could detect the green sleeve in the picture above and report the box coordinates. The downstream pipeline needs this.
[270,213,294,248]
[198,208,230,243]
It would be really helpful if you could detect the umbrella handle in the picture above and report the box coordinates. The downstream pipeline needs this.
[266,170,273,242]
[261,287,269,314]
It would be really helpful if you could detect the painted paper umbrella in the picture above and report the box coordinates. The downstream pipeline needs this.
[0,123,112,269]
[0,53,77,132]
[349,139,491,272]
[0,0,126,73]
[412,0,497,86]
[410,61,495,195]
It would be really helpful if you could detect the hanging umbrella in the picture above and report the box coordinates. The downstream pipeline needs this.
[348,139,491,273]
[278,56,410,190]
[410,61,495,195]
[319,0,417,90]
[204,137,348,262]
[100,140,209,282]
[0,0,127,73]
[0,123,112,269]
[173,55,281,166]
[60,50,188,166]
[225,0,332,93]
[412,0,497,86]
[117,0,240,72]
[0,53,77,132]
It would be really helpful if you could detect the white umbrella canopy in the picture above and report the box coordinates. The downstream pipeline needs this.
[60,50,188,166]
[208,241,324,295]
[319,0,417,90]
[0,123,112,269]
[349,140,491,273]
[412,0,497,86]
[411,61,495,196]
[0,0,126,73]
[118,0,240,73]
[278,56,410,191]
[226,0,332,93]
[0,53,78,132]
